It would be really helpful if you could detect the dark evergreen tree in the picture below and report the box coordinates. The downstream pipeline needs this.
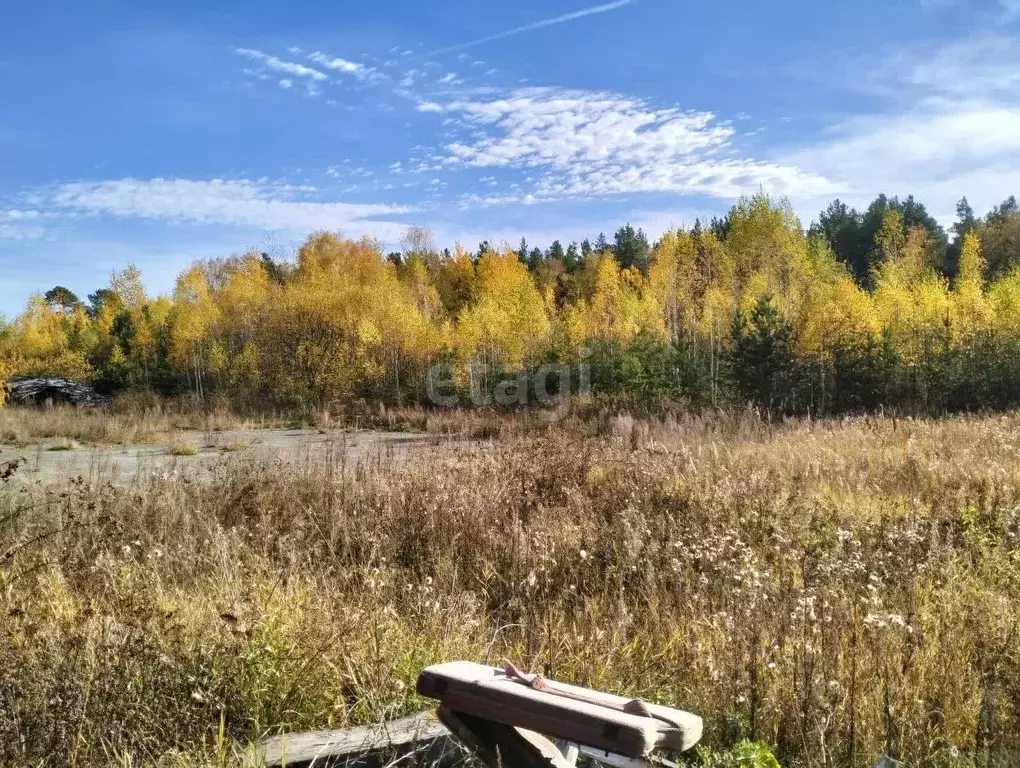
[111,310,137,357]
[814,194,952,284]
[260,253,288,285]
[44,286,81,313]
[527,247,544,272]
[729,295,797,413]
[952,197,979,239]
[987,195,1018,226]
[710,214,731,240]
[810,200,867,282]
[564,242,580,271]
[613,224,651,274]
[518,237,529,264]
[86,288,119,319]
[980,196,1020,279]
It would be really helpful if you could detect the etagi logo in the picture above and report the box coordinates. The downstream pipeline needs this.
[426,353,591,413]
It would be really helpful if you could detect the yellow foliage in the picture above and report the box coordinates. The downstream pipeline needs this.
[436,244,478,318]
[9,296,93,380]
[457,247,550,367]
[726,192,808,290]
[952,232,991,340]
[648,229,698,343]
[873,231,952,364]
[875,209,907,266]
[987,267,1020,338]
[3,210,1020,411]
[792,239,880,357]
[565,253,662,345]
[168,264,220,387]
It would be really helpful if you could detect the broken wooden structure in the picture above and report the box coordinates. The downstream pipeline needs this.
[4,377,110,407]
[259,661,702,768]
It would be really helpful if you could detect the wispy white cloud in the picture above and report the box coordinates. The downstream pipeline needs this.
[918,0,1020,20]
[235,48,326,81]
[879,35,1020,100]
[425,87,837,204]
[242,67,272,82]
[2,209,43,221]
[787,107,1020,224]
[307,51,378,81]
[0,225,45,241]
[430,0,635,54]
[0,210,47,240]
[309,52,363,74]
[782,34,1020,223]
[0,210,47,239]
[49,178,412,236]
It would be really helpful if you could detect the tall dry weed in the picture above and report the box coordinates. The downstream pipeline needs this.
[2,412,1020,765]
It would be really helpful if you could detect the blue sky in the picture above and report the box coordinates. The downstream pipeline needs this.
[2,0,1020,313]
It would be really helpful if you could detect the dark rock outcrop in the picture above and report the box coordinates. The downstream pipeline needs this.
[5,377,111,407]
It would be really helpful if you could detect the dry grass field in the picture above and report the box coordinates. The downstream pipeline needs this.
[2,408,1019,766]
[0,397,255,448]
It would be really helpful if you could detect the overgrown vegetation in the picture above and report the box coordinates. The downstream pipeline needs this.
[4,192,1020,416]
[2,411,1020,766]
[0,395,284,447]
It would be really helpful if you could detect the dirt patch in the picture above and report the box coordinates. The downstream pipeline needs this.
[0,428,434,486]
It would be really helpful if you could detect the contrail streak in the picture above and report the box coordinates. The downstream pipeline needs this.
[430,0,634,55]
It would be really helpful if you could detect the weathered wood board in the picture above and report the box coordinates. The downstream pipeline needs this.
[259,663,702,768]
[417,662,702,757]
[258,711,459,768]
[258,711,687,768]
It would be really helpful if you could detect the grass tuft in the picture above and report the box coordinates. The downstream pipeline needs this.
[168,441,199,456]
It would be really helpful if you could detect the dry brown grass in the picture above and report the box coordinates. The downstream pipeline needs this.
[168,440,200,456]
[1,411,1020,766]
[0,395,292,448]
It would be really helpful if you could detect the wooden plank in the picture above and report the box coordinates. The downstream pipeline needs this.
[416,662,702,757]
[258,711,455,768]
[260,662,703,768]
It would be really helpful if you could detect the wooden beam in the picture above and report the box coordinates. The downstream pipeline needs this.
[437,706,572,768]
[257,711,455,768]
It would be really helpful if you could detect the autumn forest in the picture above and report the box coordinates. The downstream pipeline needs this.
[4,191,1020,415]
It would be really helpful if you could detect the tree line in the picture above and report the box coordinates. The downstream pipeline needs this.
[3,191,1020,415]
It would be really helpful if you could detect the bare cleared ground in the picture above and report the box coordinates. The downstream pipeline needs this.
[1,428,433,486]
